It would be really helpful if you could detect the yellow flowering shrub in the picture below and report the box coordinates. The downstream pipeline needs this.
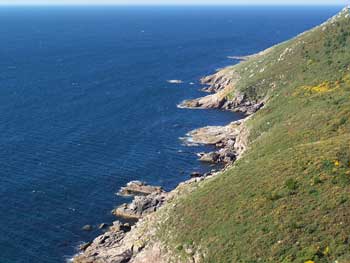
[293,71,350,97]
[342,73,350,85]
[294,81,332,96]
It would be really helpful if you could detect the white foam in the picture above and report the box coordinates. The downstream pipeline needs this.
[167,80,183,84]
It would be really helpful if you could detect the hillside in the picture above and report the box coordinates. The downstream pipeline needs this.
[74,7,350,263]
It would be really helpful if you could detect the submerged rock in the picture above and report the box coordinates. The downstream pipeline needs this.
[82,225,93,232]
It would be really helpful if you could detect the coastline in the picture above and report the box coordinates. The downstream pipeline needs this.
[72,54,260,263]
[72,7,350,262]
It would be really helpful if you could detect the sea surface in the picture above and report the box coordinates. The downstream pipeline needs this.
[0,5,341,263]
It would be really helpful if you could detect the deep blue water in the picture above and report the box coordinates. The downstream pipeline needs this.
[0,5,342,263]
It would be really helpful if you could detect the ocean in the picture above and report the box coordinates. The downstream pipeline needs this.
[0,5,341,263]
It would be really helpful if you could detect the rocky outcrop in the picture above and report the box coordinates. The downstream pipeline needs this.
[113,192,167,219]
[198,152,220,163]
[179,87,263,115]
[200,69,239,93]
[187,121,242,145]
[179,65,264,115]
[114,181,167,219]
[178,87,229,109]
[73,176,216,263]
[74,221,138,263]
[221,93,264,115]
[74,180,172,263]
[177,67,238,109]
[185,120,249,166]
[118,181,164,196]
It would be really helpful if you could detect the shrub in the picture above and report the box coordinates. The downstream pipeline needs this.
[285,178,299,191]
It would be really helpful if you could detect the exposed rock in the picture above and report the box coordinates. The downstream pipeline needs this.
[178,89,228,109]
[73,172,225,263]
[109,221,131,233]
[113,192,167,219]
[222,95,264,115]
[200,69,240,93]
[118,181,164,197]
[74,231,129,263]
[82,225,93,232]
[185,119,250,167]
[186,120,242,145]
[79,242,92,251]
[190,172,204,178]
[179,66,264,115]
[99,223,109,230]
[199,152,220,163]
[223,152,236,163]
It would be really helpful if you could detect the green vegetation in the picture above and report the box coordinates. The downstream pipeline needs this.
[158,8,350,263]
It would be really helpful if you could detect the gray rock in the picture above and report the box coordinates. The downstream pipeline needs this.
[199,152,220,163]
[113,192,167,219]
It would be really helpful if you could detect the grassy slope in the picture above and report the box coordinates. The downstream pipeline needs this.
[158,8,350,263]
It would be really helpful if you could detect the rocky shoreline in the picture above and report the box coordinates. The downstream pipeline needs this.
[178,67,264,115]
[72,56,260,263]
[72,8,350,262]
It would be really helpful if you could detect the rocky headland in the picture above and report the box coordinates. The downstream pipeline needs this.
[178,67,264,115]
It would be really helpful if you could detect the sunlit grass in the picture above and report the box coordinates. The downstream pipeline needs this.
[156,8,350,263]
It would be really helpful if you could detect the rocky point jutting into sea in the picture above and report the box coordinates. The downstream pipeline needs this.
[73,7,350,263]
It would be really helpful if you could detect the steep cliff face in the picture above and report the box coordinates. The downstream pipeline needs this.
[74,7,350,263]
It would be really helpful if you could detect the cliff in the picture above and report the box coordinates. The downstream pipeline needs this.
[74,7,350,263]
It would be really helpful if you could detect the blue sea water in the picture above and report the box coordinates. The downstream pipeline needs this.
[0,5,341,263]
